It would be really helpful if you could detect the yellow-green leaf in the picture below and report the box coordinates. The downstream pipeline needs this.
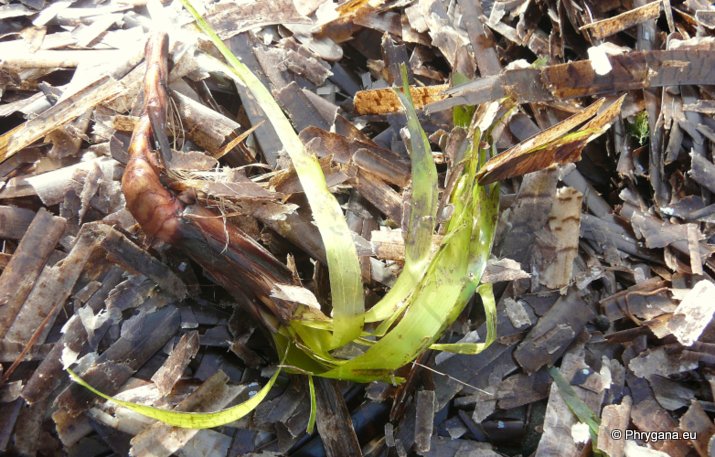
[365,65,439,327]
[66,366,282,429]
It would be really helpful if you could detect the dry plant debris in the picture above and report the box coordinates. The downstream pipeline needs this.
[1,0,715,456]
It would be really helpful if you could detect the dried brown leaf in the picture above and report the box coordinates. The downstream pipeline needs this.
[477,96,624,184]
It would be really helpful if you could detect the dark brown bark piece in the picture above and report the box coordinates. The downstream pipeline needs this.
[679,400,715,456]
[458,0,501,77]
[496,169,558,267]
[98,226,187,299]
[228,33,284,168]
[430,48,715,111]
[352,169,403,222]
[314,377,363,457]
[414,389,435,454]
[299,126,410,187]
[0,205,35,239]
[11,396,51,456]
[0,340,53,362]
[690,151,715,194]
[150,330,200,396]
[628,374,691,457]
[513,289,596,373]
[476,96,624,185]
[496,370,552,410]
[275,82,333,133]
[0,207,66,339]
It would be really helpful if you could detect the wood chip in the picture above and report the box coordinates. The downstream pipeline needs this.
[414,389,435,454]
[534,187,582,290]
[666,280,715,346]
[205,0,311,40]
[0,208,67,339]
[514,289,595,373]
[597,396,631,457]
[579,1,662,40]
[55,305,181,416]
[150,330,200,397]
[314,378,362,457]
[354,84,448,115]
[430,48,715,111]
[678,400,715,456]
[1,3,714,455]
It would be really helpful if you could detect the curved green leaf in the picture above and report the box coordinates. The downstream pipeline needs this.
[365,65,439,326]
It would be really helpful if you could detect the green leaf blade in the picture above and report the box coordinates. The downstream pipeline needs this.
[365,65,439,325]
[66,367,282,429]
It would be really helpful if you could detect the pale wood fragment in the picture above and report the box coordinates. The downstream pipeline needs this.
[171,91,245,160]
[0,156,121,205]
[536,346,606,457]
[0,50,123,69]
[370,229,442,261]
[597,396,632,457]
[667,280,715,346]
[535,187,583,290]
[205,0,310,40]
